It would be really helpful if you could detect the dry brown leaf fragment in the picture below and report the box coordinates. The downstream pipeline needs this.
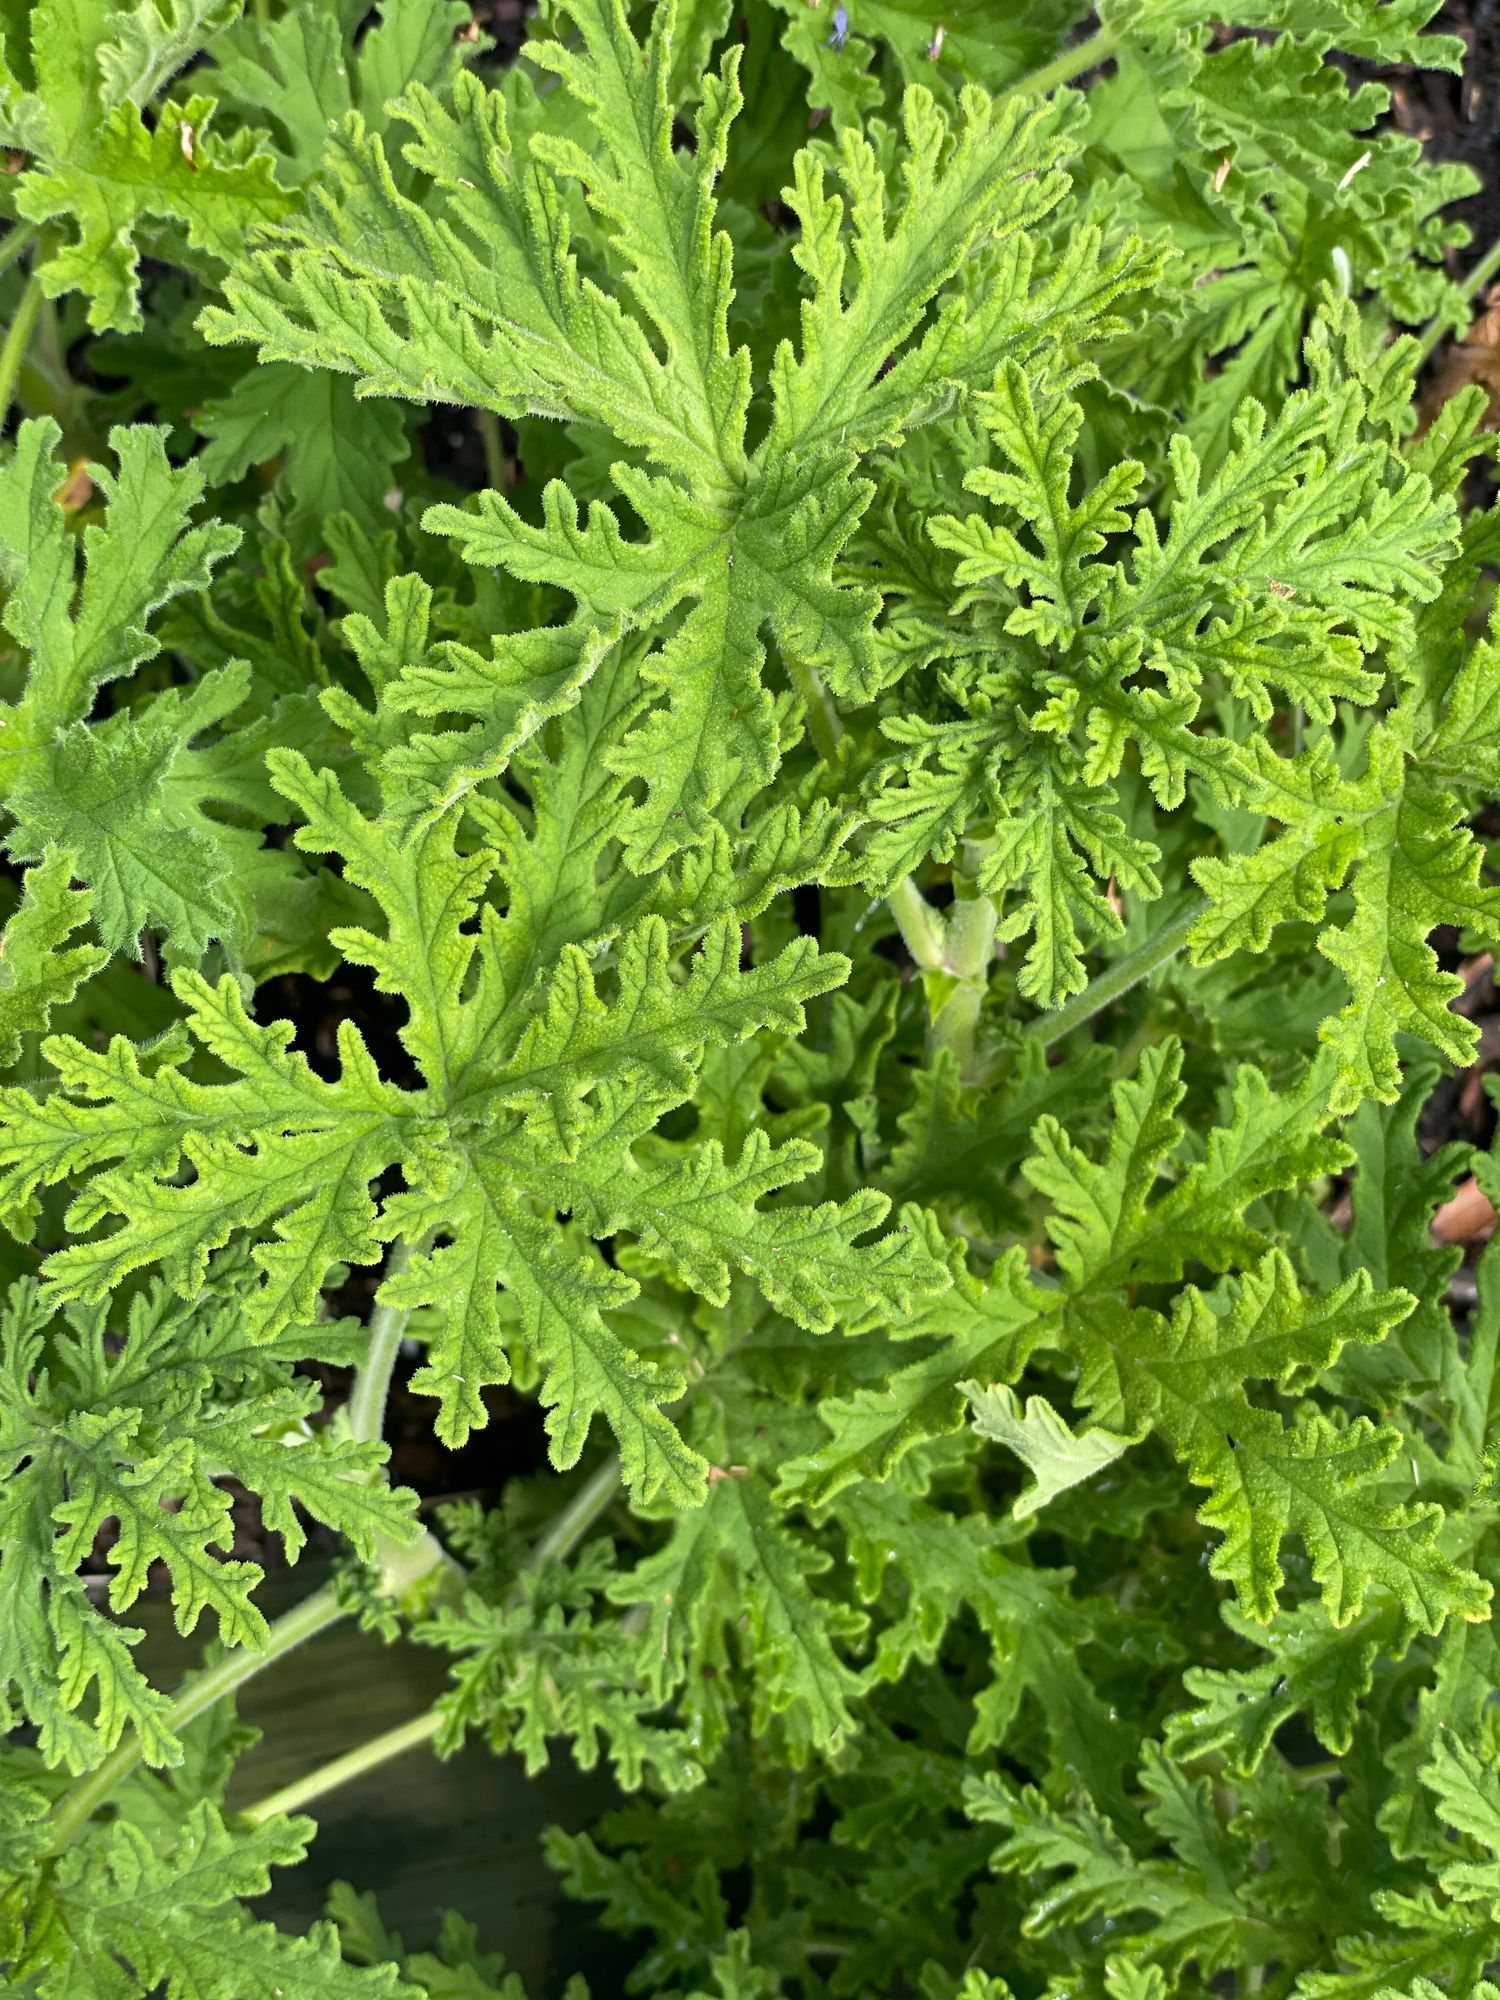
[1421,282,1500,433]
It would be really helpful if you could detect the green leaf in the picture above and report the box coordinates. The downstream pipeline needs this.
[0,420,269,962]
[199,6,1091,861]
[1023,1041,1486,1629]
[0,1262,416,1773]
[1420,1735,1500,1904]
[26,1800,409,1998]
[964,1382,1132,1520]
[195,364,410,544]
[419,1545,700,1791]
[615,1467,866,1765]
[207,0,476,180]
[10,19,294,333]
[0,420,238,751]
[0,851,106,1066]
[1165,1598,1409,1772]
[1,753,941,1508]
[777,1244,1047,1507]
[966,1754,1268,1980]
[1193,717,1500,1109]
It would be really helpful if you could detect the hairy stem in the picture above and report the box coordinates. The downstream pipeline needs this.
[0,268,43,427]
[787,655,1004,1037]
[350,1242,463,1602]
[997,25,1121,100]
[44,1583,348,1854]
[888,875,946,971]
[1416,229,1500,366]
[0,223,36,282]
[784,649,845,766]
[242,1706,443,1825]
[784,651,949,974]
[476,408,507,491]
[346,1239,413,1446]
[45,1240,442,1853]
[526,1454,622,1565]
[928,882,999,1075]
[1024,897,1207,1051]
[238,1456,624,1828]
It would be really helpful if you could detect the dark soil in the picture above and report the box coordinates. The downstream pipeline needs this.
[1381,0,1500,262]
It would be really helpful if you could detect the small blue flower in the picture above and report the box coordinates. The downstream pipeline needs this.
[828,4,849,49]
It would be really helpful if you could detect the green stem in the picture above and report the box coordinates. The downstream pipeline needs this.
[1416,229,1500,367]
[475,408,507,490]
[351,1240,464,1601]
[242,1709,442,1825]
[237,1457,623,1828]
[340,1240,460,1607]
[1024,896,1207,1051]
[45,1241,443,1854]
[0,222,36,282]
[787,652,1005,1043]
[996,24,1121,100]
[45,1582,348,1854]
[32,287,80,436]
[928,881,999,1075]
[526,1454,621,1566]
[784,651,949,975]
[346,1240,412,1446]
[1285,1759,1340,1788]
[784,649,845,766]
[887,875,946,972]
[0,267,42,426]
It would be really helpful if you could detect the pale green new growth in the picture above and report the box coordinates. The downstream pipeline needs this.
[964,1382,1131,1519]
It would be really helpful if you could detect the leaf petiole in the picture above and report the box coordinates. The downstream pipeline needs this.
[44,1242,447,1853]
[0,267,43,428]
[237,1456,623,1828]
[994,24,1122,101]
[1415,228,1500,367]
[1023,897,1208,1050]
[0,223,37,282]
[783,650,958,984]
[43,1582,350,1855]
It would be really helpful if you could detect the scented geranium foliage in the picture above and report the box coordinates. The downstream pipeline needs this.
[1,1,1499,1997]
